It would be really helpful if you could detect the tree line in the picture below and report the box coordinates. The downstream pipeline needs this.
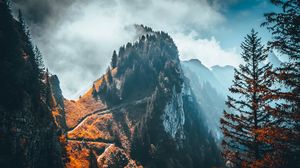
[220,0,300,167]
[17,6,52,105]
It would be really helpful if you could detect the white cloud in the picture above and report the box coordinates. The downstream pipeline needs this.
[173,32,241,68]
[26,0,240,99]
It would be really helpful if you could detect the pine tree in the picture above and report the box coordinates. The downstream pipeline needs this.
[18,9,25,31]
[44,68,52,105]
[18,9,31,45]
[257,0,300,167]
[220,29,274,167]
[106,67,113,84]
[111,50,117,68]
[18,11,48,98]
[92,83,98,100]
[34,46,45,78]
[34,46,46,98]
[18,10,40,92]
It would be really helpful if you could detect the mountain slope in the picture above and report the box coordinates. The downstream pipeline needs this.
[0,1,64,167]
[266,51,282,68]
[181,59,227,96]
[211,65,235,94]
[181,60,233,140]
[62,25,222,168]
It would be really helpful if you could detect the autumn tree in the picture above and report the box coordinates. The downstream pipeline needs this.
[255,0,300,167]
[220,29,273,167]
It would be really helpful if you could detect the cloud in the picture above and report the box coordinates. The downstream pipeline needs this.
[11,0,239,99]
[173,32,242,68]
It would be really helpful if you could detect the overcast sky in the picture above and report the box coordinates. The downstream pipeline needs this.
[11,0,277,99]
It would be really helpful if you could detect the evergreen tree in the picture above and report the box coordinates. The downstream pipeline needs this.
[44,68,52,104]
[18,9,25,32]
[106,67,113,84]
[220,29,273,167]
[18,10,48,98]
[257,0,300,167]
[0,0,24,108]
[18,9,31,45]
[88,149,97,168]
[18,9,40,93]
[34,46,46,98]
[92,83,98,100]
[34,46,45,77]
[111,50,117,68]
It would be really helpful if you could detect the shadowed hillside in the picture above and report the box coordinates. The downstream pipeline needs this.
[0,1,64,167]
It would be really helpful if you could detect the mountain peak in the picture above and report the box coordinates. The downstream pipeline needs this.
[133,24,154,33]
[211,64,235,70]
[89,26,181,105]
[187,58,202,65]
[267,51,281,67]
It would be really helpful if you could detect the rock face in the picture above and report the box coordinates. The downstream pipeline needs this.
[161,86,185,140]
[49,75,68,132]
[63,25,222,167]
[0,1,64,168]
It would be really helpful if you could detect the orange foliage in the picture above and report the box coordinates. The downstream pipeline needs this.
[59,135,67,145]
[250,153,285,168]
[97,144,142,168]
[67,114,115,142]
[82,67,118,98]
[255,127,296,145]
[64,97,105,129]
[64,68,119,129]
[65,141,93,168]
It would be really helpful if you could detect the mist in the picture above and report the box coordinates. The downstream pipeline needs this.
[11,0,241,99]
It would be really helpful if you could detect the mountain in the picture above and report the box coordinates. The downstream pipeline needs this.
[266,51,282,68]
[211,65,235,94]
[0,1,64,167]
[181,59,227,96]
[181,60,234,140]
[58,25,222,167]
